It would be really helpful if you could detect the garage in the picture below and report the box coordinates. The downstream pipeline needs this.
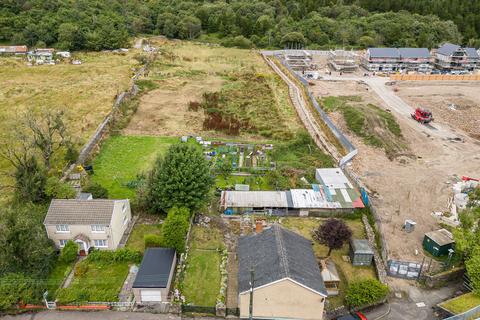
[140,289,162,302]
[132,247,177,305]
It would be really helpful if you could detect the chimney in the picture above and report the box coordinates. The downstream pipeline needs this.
[255,220,264,233]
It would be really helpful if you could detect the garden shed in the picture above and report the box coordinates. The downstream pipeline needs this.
[133,248,177,304]
[349,239,374,266]
[423,229,455,257]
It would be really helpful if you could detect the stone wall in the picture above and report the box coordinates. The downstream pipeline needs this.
[425,267,465,289]
[362,215,387,284]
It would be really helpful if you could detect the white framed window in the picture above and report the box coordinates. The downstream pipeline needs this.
[56,224,70,233]
[59,239,68,247]
[94,239,108,247]
[122,203,127,213]
[123,214,128,225]
[91,225,105,233]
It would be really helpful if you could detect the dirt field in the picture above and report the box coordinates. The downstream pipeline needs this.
[125,41,301,139]
[311,78,480,262]
[395,81,480,139]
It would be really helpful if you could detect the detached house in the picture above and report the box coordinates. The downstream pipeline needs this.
[435,43,479,71]
[44,199,132,255]
[237,224,327,320]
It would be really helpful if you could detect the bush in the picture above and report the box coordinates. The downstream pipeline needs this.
[87,248,142,264]
[144,234,162,248]
[45,176,76,199]
[160,208,190,253]
[59,240,78,264]
[83,181,109,198]
[0,273,43,311]
[74,262,89,277]
[345,279,389,308]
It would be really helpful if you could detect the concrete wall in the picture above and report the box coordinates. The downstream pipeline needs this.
[238,278,325,320]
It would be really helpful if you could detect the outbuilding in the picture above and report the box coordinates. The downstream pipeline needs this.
[349,239,374,266]
[423,229,455,257]
[133,248,177,304]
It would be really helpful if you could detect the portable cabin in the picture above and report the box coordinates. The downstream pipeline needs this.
[423,229,455,257]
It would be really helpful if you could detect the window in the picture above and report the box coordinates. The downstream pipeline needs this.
[122,203,127,213]
[59,240,68,247]
[94,239,108,247]
[91,225,105,233]
[56,224,70,233]
[123,214,128,225]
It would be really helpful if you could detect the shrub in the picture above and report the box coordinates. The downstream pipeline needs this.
[160,209,190,254]
[59,241,78,264]
[0,273,43,310]
[345,279,389,308]
[87,248,142,264]
[74,262,89,277]
[144,234,162,248]
[83,181,109,198]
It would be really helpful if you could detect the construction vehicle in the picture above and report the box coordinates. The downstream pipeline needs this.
[411,107,433,124]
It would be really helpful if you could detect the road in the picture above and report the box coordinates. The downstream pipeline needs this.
[0,311,223,320]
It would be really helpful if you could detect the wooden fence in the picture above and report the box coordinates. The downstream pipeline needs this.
[390,74,480,81]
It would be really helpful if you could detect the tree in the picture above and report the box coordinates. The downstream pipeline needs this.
[45,176,76,200]
[83,182,109,199]
[281,32,306,49]
[57,23,84,50]
[160,208,190,254]
[179,16,202,39]
[217,158,233,180]
[13,155,47,203]
[314,218,352,256]
[0,205,55,276]
[59,241,78,264]
[466,246,480,295]
[146,144,213,213]
[345,279,389,308]
[0,273,43,311]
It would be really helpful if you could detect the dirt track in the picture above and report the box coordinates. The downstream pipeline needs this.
[312,76,480,262]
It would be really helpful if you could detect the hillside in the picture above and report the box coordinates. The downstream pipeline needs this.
[0,0,473,50]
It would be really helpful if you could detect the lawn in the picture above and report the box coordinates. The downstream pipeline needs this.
[216,174,272,191]
[181,223,224,306]
[279,217,377,310]
[56,259,130,303]
[126,223,162,253]
[440,292,480,315]
[90,135,178,199]
[46,260,75,299]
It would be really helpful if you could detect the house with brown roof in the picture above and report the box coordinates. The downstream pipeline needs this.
[43,199,132,255]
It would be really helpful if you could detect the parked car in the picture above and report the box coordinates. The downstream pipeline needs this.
[336,311,368,320]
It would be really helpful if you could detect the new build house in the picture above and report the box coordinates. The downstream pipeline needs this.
[435,43,479,71]
[44,199,132,254]
[237,225,327,320]
[363,47,431,72]
[221,168,364,216]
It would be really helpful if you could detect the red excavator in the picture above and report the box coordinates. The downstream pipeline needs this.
[411,107,433,124]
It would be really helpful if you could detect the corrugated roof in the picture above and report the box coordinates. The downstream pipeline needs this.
[133,248,176,288]
[399,48,430,58]
[437,43,461,56]
[351,239,374,255]
[238,225,327,296]
[44,199,121,225]
[223,191,288,208]
[316,168,352,189]
[465,47,479,58]
[368,48,400,58]
[425,229,455,246]
[290,189,337,209]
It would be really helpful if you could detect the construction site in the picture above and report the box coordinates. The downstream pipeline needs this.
[269,49,480,265]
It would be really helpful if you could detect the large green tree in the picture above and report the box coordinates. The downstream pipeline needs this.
[146,144,213,213]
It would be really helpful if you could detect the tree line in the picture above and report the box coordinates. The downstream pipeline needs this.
[0,0,470,51]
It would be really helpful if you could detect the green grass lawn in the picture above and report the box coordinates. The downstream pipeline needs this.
[126,223,162,253]
[56,259,130,303]
[181,249,221,306]
[440,292,480,315]
[46,260,75,299]
[216,174,272,191]
[280,217,377,310]
[189,225,224,250]
[91,135,178,199]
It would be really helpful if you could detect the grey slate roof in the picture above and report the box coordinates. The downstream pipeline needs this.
[350,239,374,255]
[368,48,400,58]
[399,48,430,58]
[44,199,117,225]
[437,43,461,56]
[465,47,479,58]
[237,224,327,296]
[133,248,176,288]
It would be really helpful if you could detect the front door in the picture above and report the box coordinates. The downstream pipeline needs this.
[75,240,87,256]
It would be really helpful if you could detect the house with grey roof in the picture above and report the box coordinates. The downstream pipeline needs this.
[435,43,479,71]
[363,47,432,72]
[237,224,327,320]
[133,248,177,304]
[44,199,132,255]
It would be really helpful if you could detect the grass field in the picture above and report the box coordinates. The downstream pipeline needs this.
[440,292,480,315]
[126,224,162,253]
[280,217,377,309]
[90,135,178,199]
[320,96,406,158]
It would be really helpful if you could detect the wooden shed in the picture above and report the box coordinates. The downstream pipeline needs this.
[349,239,374,266]
[423,229,455,257]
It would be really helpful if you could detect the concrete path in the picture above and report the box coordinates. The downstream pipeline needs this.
[61,257,85,289]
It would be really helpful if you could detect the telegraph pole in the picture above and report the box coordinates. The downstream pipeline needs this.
[249,267,254,320]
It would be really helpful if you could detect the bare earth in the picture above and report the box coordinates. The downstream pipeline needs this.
[312,78,480,262]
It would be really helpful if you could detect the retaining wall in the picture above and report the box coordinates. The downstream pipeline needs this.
[425,267,465,289]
